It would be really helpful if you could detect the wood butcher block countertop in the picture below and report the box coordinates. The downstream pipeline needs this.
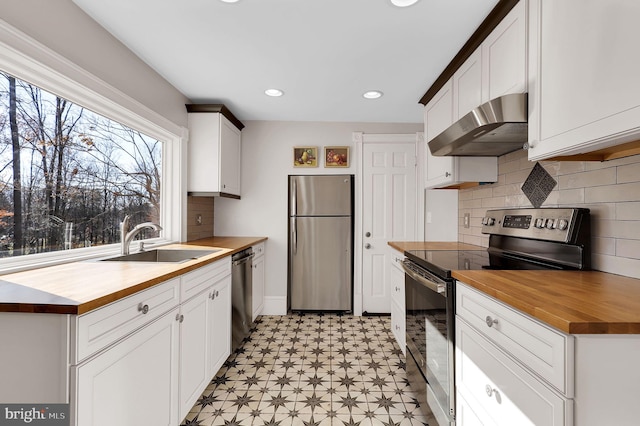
[453,270,640,335]
[0,236,266,315]
[388,241,484,252]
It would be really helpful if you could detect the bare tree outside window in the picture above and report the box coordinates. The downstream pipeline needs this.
[0,72,162,258]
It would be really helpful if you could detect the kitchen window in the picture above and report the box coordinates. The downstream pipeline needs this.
[0,26,184,273]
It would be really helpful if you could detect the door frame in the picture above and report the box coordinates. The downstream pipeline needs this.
[352,132,424,316]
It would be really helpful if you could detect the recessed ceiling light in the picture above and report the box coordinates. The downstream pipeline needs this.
[265,88,284,97]
[220,0,240,3]
[363,90,383,99]
[390,0,419,7]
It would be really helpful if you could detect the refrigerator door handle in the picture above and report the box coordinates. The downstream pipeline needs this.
[292,178,297,217]
[292,217,297,255]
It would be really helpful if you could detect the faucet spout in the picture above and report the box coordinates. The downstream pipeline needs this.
[120,215,163,255]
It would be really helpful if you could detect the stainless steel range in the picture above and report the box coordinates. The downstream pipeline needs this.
[402,207,591,426]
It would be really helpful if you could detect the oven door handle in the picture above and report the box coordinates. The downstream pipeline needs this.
[401,261,447,296]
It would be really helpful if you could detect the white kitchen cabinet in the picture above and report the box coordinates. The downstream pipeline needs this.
[424,61,496,190]
[456,318,571,426]
[208,271,231,378]
[178,290,210,419]
[389,248,405,353]
[74,308,181,426]
[424,2,527,189]
[252,242,265,322]
[72,257,232,426]
[456,281,640,426]
[481,0,527,102]
[527,0,640,160]
[179,258,232,420]
[453,50,482,119]
[187,105,243,198]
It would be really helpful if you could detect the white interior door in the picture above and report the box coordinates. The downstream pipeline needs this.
[362,142,416,313]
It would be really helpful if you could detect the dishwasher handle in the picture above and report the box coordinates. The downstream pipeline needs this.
[232,252,255,267]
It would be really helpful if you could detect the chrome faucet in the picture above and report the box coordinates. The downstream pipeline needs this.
[120,215,163,255]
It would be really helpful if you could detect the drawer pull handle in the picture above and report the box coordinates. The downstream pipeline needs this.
[210,290,219,300]
[485,316,498,328]
[486,384,496,397]
[138,303,150,314]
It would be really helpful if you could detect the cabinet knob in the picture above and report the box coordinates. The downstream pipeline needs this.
[445,171,451,177]
[365,231,371,237]
[176,313,184,323]
[485,316,498,328]
[395,325,400,330]
[365,243,371,249]
[395,286,400,292]
[138,303,149,314]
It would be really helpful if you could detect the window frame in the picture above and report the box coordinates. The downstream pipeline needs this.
[0,20,185,273]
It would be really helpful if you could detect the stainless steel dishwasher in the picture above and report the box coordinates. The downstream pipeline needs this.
[231,247,254,351]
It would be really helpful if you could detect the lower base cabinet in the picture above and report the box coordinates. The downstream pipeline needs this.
[389,249,405,353]
[456,318,571,426]
[456,281,640,426]
[74,308,181,426]
[73,258,232,426]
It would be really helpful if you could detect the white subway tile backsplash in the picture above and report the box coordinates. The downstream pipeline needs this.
[585,182,640,203]
[558,168,616,189]
[617,162,640,183]
[558,188,585,205]
[616,239,640,260]
[592,237,616,256]
[505,169,532,184]
[616,202,640,220]
[458,150,640,278]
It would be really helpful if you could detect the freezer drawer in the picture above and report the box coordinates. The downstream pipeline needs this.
[289,175,352,216]
[289,216,352,311]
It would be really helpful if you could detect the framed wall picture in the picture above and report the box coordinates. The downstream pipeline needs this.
[293,147,318,167]
[324,146,349,167]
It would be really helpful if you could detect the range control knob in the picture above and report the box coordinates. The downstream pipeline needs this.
[484,217,495,226]
[546,218,556,229]
[557,219,569,230]
[534,218,545,228]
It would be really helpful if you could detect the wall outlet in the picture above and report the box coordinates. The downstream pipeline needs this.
[196,214,202,226]
[464,213,470,228]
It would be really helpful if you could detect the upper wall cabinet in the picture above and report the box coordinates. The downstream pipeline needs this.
[186,105,244,199]
[527,0,640,161]
[424,1,527,189]
[425,79,499,188]
[482,0,527,102]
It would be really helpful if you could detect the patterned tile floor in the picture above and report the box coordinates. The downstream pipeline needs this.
[181,313,429,425]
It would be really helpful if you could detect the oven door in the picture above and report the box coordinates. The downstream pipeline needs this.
[403,260,455,425]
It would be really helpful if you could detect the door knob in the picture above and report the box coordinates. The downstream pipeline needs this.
[365,232,371,237]
[365,243,371,249]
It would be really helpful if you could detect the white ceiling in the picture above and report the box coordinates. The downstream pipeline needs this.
[72,0,498,123]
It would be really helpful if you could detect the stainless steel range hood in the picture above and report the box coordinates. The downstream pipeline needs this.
[428,93,528,157]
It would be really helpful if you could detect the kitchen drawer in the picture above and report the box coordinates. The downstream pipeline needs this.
[390,298,405,354]
[253,242,265,258]
[456,318,572,426]
[181,258,231,302]
[76,278,180,362]
[457,393,496,426]
[456,282,573,396]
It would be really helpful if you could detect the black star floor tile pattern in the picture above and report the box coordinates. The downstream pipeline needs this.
[181,314,429,425]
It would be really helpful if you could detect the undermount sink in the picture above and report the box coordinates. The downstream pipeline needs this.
[102,248,220,263]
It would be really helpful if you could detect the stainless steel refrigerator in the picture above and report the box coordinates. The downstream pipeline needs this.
[288,175,353,311]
